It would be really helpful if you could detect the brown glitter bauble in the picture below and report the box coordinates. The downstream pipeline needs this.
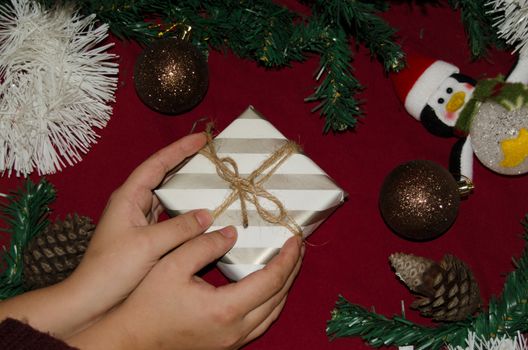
[379,160,460,241]
[134,38,209,114]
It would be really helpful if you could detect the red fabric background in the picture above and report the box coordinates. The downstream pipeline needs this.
[1,2,528,349]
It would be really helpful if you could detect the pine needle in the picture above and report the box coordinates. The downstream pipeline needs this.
[0,179,55,300]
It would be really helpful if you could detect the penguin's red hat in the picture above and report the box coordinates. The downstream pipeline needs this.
[391,52,459,120]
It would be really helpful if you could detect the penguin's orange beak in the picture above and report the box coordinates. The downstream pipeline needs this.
[446,91,466,112]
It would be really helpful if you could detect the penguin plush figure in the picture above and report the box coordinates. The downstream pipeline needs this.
[391,53,476,179]
[391,51,528,179]
[419,73,476,138]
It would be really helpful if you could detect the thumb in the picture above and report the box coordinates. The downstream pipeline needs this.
[166,226,237,276]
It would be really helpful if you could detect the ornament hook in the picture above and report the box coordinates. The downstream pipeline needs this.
[456,174,474,198]
[155,23,192,40]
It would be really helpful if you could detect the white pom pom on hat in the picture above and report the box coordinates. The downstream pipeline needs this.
[391,51,459,120]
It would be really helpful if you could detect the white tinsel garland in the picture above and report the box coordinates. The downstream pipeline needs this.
[397,332,527,350]
[447,332,528,350]
[487,0,528,57]
[0,0,118,176]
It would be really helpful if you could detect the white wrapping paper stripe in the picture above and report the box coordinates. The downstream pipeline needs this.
[156,189,341,211]
[208,220,323,248]
[155,106,345,281]
[175,153,327,175]
[166,207,339,227]
[163,173,338,189]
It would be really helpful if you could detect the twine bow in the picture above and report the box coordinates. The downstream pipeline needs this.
[199,132,302,236]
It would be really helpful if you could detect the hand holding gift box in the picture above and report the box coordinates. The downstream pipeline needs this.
[156,106,345,281]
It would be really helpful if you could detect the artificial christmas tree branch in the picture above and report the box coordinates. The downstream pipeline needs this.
[0,0,404,132]
[304,24,363,132]
[0,0,510,132]
[0,179,55,300]
[327,215,528,349]
[311,0,404,72]
[327,296,472,349]
[448,0,506,58]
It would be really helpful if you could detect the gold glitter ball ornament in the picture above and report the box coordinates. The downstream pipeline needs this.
[379,160,460,241]
[134,38,209,115]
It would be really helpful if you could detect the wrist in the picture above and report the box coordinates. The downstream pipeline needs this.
[0,279,86,338]
[57,274,105,326]
[59,265,126,334]
[66,307,138,350]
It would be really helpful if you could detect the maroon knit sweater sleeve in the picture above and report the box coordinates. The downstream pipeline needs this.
[0,318,77,350]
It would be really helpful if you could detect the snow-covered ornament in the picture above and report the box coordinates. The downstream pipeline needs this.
[466,87,528,175]
[0,0,118,176]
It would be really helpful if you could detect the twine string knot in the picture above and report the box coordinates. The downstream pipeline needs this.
[199,132,302,236]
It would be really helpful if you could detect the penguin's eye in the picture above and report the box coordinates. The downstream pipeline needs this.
[446,87,453,93]
[438,98,445,104]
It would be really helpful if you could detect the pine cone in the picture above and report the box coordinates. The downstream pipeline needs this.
[23,214,95,290]
[389,253,481,322]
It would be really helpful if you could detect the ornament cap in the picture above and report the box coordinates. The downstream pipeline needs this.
[155,23,193,40]
[457,176,474,198]
[180,24,192,41]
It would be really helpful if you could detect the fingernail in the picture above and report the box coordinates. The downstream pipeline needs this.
[219,226,236,239]
[195,209,213,229]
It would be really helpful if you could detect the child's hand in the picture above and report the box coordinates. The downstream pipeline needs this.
[0,133,212,338]
[0,131,304,348]
[67,228,304,350]
[65,133,213,332]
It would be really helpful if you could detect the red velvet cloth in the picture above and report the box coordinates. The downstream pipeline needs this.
[1,2,527,349]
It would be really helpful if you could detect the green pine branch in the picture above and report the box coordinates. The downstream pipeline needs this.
[327,296,471,349]
[0,179,56,300]
[311,0,405,72]
[0,0,509,131]
[327,215,528,349]
[0,0,402,133]
[448,0,506,58]
[304,24,363,132]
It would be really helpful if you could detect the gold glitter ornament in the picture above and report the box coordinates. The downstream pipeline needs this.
[379,160,463,241]
[134,37,208,115]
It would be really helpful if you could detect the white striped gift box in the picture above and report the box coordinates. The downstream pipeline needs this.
[155,106,345,281]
